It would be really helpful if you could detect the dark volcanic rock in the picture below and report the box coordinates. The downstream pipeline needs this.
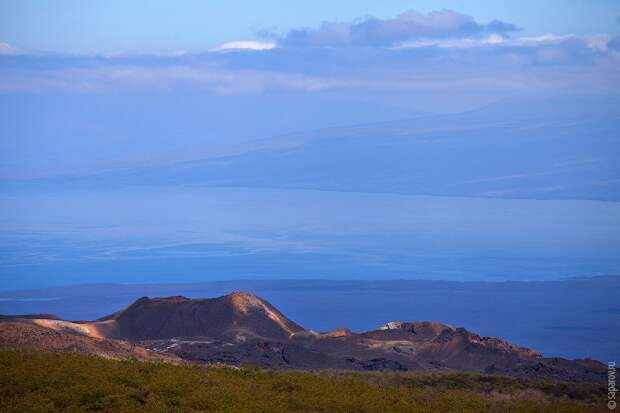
[102,292,303,341]
[362,358,408,371]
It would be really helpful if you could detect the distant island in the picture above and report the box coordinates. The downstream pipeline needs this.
[1,291,606,383]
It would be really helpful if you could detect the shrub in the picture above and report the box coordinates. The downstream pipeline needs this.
[0,350,606,413]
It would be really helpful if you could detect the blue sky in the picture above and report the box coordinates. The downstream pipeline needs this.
[0,0,619,53]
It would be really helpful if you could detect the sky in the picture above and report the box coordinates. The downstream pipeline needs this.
[1,3,619,104]
[1,1,619,53]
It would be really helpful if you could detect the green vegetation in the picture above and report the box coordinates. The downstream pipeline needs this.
[0,350,605,412]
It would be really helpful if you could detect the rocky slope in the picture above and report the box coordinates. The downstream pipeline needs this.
[0,292,607,382]
[0,320,181,363]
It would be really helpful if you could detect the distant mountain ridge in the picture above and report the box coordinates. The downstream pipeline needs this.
[0,291,607,383]
[12,97,620,201]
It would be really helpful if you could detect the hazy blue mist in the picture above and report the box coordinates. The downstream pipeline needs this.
[1,186,618,289]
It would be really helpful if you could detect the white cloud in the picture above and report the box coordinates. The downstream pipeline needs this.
[0,11,617,98]
[0,42,18,55]
[0,61,339,95]
[275,9,519,48]
[397,33,613,52]
[212,41,276,52]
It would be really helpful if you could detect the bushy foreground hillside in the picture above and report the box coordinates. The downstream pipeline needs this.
[0,351,605,412]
